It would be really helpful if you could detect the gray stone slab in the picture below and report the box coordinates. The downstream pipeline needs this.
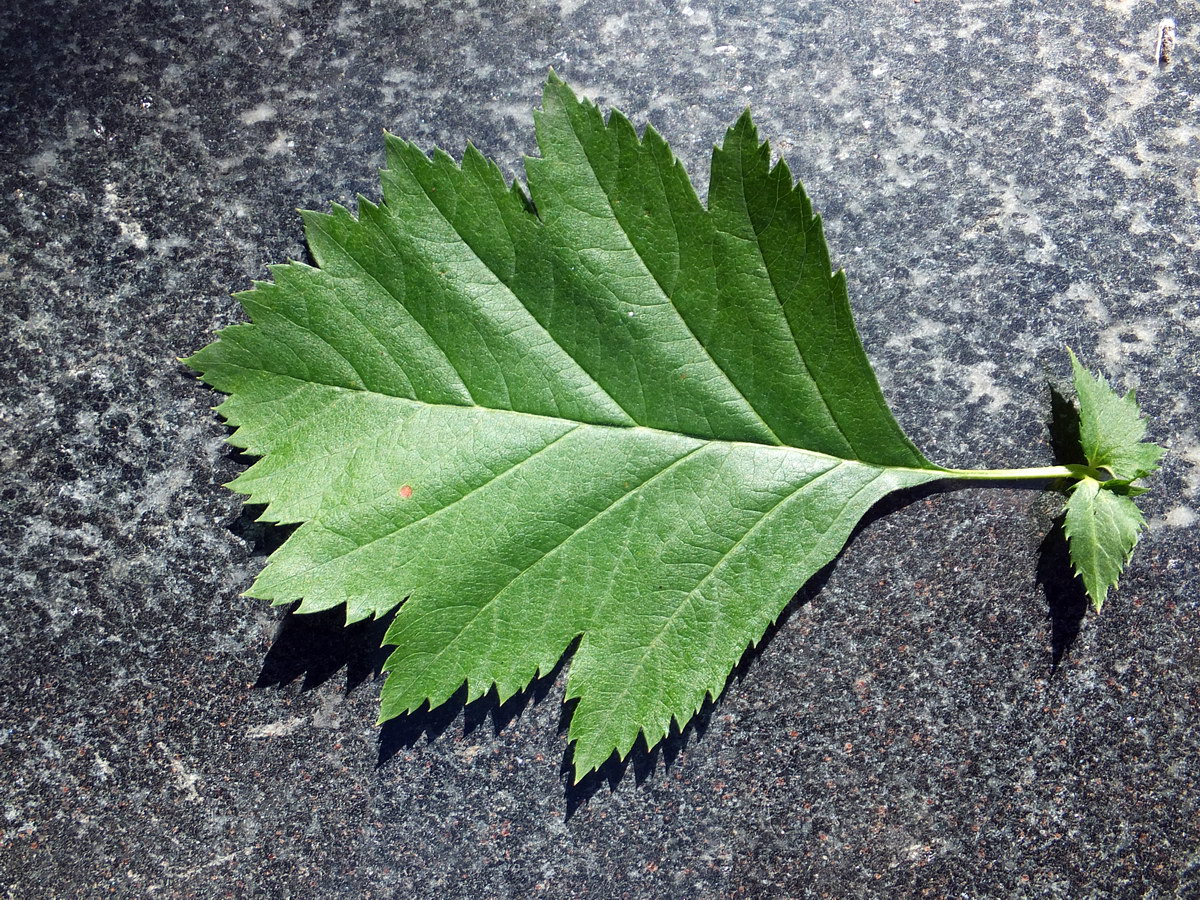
[2,0,1197,897]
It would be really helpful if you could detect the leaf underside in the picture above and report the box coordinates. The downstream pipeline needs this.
[189,75,947,779]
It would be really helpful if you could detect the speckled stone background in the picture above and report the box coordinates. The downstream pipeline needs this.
[2,0,1198,897]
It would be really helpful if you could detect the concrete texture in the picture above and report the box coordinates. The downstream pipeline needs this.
[2,0,1198,896]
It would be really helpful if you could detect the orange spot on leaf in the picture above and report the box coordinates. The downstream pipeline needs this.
[399,485,413,499]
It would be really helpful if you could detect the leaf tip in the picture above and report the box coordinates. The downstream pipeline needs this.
[729,106,757,141]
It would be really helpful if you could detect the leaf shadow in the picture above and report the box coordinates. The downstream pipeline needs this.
[1036,382,1089,668]
[229,480,574,768]
[233,499,393,694]
[1047,381,1085,471]
[1036,515,1089,669]
[230,497,295,557]
[376,648,573,767]
[254,603,396,694]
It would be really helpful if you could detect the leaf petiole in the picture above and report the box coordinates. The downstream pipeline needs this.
[937,463,1109,483]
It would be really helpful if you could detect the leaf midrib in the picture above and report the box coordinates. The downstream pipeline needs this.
[218,360,944,478]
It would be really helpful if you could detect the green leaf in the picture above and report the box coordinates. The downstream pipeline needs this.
[1068,348,1164,483]
[1063,477,1147,611]
[190,76,1154,779]
[1060,351,1163,611]
[188,75,948,777]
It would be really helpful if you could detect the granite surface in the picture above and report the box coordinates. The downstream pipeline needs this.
[2,0,1198,897]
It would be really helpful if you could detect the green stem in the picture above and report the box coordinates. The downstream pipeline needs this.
[938,463,1105,483]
